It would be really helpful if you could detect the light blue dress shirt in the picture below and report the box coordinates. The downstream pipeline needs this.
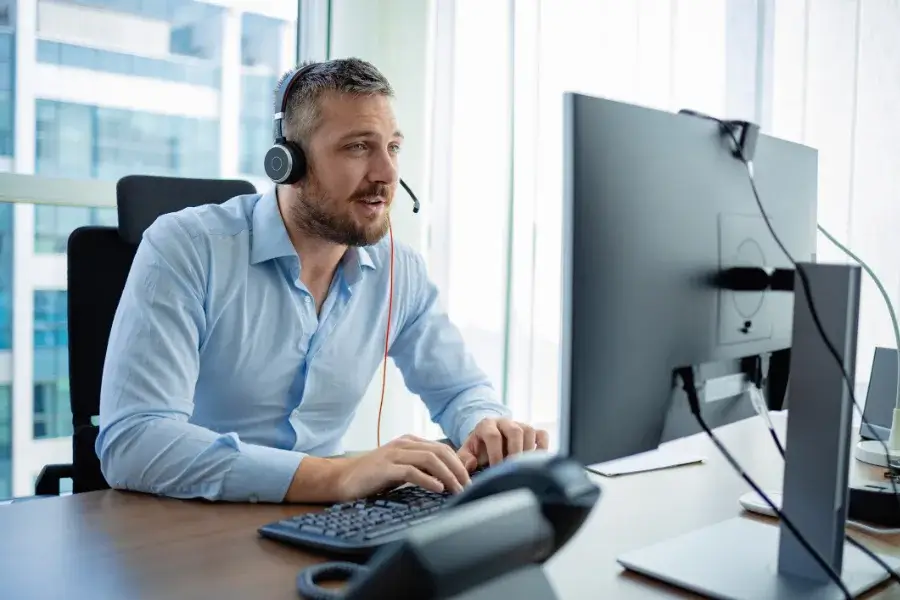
[96,187,510,503]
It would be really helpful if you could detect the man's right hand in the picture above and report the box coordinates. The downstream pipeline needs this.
[334,434,472,501]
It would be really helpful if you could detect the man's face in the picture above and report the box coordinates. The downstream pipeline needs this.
[287,91,402,247]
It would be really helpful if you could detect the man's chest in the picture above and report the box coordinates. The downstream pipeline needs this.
[194,265,392,404]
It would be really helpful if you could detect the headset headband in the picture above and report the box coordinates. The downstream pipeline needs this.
[273,63,318,142]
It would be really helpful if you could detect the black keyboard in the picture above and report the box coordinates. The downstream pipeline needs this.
[258,468,488,556]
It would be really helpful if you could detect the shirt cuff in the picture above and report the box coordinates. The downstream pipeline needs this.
[221,441,305,503]
[455,407,511,448]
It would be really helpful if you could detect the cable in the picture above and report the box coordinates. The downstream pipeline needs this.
[700,115,900,586]
[684,111,900,590]
[845,536,900,586]
[715,122,900,503]
[817,224,900,412]
[678,367,852,599]
[376,219,395,448]
[374,182,421,447]
[754,386,900,587]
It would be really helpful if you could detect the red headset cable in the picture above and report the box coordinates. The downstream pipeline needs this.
[376,218,394,448]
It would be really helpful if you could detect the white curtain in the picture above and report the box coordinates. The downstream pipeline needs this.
[426,0,900,430]
[768,0,900,396]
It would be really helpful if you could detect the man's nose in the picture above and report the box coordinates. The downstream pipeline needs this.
[369,149,398,185]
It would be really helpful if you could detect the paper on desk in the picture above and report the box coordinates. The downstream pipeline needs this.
[586,447,705,477]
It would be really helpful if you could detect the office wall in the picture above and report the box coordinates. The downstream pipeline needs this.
[329,0,437,449]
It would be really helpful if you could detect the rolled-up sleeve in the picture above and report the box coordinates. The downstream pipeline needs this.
[388,252,511,447]
[95,213,302,503]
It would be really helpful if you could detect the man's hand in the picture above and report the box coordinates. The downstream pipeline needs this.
[457,418,550,470]
[333,434,472,501]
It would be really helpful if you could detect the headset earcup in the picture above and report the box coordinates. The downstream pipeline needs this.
[264,142,307,185]
[284,141,307,183]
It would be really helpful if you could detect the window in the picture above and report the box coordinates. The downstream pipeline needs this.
[767,0,900,384]
[0,30,13,157]
[0,385,11,499]
[37,41,220,88]
[33,380,72,440]
[34,290,67,349]
[1,0,302,498]
[428,0,513,404]
[33,290,71,440]
[0,203,12,351]
[432,1,766,426]
[239,73,278,177]
[239,12,294,178]
[35,99,221,183]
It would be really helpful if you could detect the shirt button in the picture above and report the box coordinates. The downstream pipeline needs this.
[297,340,304,351]
[304,296,312,305]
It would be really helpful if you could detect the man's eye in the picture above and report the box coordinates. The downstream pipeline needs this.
[389,144,402,154]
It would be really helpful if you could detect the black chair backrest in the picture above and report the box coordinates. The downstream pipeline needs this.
[116,175,257,243]
[68,175,257,493]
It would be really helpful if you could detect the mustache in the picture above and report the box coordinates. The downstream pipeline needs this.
[351,184,391,201]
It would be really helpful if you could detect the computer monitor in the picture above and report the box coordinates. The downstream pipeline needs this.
[557,92,818,467]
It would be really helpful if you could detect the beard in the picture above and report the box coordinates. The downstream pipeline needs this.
[288,174,392,247]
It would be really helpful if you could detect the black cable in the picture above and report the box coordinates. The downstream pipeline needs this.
[682,110,900,508]
[768,425,786,458]
[690,111,900,510]
[728,127,900,507]
[846,536,900,587]
[678,367,852,599]
[692,111,900,587]
[758,387,900,588]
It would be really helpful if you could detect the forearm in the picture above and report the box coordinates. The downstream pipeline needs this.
[98,413,302,503]
[283,455,353,503]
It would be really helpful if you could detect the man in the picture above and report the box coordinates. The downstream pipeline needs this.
[96,57,549,504]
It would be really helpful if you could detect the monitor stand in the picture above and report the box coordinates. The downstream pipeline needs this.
[617,263,900,599]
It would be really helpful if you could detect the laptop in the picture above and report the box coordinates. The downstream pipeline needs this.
[859,346,900,442]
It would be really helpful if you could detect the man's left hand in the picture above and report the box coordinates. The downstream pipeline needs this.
[457,418,550,471]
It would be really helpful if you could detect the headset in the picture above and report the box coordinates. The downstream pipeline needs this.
[264,63,420,213]
[265,63,420,447]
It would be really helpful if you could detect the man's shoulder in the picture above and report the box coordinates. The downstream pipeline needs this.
[148,193,258,241]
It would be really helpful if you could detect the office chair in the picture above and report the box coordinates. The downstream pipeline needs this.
[33,175,256,496]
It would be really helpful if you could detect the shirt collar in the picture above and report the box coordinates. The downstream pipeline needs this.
[341,245,376,287]
[250,187,378,279]
[250,187,297,265]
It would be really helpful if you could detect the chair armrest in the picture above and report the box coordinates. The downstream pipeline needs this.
[34,463,75,496]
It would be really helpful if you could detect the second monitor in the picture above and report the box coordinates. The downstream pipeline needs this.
[557,92,818,467]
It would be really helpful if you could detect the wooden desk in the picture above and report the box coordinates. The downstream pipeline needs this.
[546,413,900,599]
[1,415,898,599]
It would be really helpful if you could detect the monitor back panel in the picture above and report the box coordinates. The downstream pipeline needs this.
[559,93,818,465]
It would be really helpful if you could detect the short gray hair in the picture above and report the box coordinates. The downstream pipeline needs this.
[275,58,394,147]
